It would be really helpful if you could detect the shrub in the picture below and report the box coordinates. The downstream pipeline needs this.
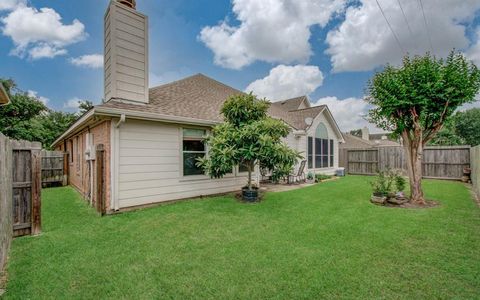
[315,174,332,182]
[307,171,314,180]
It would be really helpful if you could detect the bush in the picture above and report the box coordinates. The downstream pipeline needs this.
[371,169,406,196]
[307,171,314,180]
[315,174,332,182]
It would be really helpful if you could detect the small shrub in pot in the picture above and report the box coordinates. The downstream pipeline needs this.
[306,171,315,184]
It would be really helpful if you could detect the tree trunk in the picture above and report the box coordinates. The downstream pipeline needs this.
[247,160,253,190]
[402,131,426,205]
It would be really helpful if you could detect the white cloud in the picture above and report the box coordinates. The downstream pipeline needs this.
[63,98,82,110]
[1,5,86,59]
[0,0,25,11]
[199,0,345,69]
[245,65,324,101]
[313,96,382,132]
[70,54,103,69]
[326,0,480,72]
[466,27,480,66]
[27,90,49,105]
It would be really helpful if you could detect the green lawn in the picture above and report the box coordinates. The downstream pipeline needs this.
[4,176,480,299]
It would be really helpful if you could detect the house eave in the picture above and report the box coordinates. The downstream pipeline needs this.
[51,107,222,148]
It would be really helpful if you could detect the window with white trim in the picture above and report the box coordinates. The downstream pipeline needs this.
[182,128,206,176]
[307,122,334,169]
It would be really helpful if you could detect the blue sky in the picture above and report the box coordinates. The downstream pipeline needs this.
[1,0,480,131]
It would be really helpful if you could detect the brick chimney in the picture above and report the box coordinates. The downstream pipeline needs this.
[104,0,149,104]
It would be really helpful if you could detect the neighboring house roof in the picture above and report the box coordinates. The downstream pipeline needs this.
[53,74,344,146]
[270,96,310,111]
[340,133,375,148]
[341,133,401,148]
[0,83,10,105]
[369,133,391,140]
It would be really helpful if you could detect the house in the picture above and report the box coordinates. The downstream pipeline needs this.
[340,127,400,149]
[52,0,344,212]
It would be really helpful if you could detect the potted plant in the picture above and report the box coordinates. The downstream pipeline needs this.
[370,171,392,205]
[197,93,301,202]
[306,171,315,184]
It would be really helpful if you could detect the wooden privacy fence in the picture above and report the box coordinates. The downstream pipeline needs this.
[41,150,68,186]
[12,140,42,237]
[0,134,12,276]
[340,146,471,180]
[471,145,480,199]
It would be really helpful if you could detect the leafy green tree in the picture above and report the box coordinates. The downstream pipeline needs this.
[78,100,94,115]
[198,93,301,192]
[33,111,77,148]
[454,108,480,146]
[0,78,78,149]
[349,129,362,137]
[0,80,48,141]
[367,51,480,204]
[428,116,464,146]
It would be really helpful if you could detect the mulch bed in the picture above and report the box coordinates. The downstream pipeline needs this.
[383,199,440,209]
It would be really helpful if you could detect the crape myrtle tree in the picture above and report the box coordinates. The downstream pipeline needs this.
[367,51,480,204]
[198,93,301,191]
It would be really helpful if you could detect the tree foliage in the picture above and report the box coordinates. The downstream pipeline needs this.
[454,108,480,146]
[198,93,301,190]
[367,51,480,203]
[0,78,89,149]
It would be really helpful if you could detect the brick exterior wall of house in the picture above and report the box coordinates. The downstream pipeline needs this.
[56,119,112,211]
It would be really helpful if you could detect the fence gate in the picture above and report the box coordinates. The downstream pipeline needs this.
[41,150,68,186]
[12,140,42,237]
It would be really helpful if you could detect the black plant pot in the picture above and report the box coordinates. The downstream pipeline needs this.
[242,187,259,202]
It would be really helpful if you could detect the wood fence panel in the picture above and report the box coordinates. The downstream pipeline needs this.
[471,145,480,199]
[11,140,42,237]
[41,150,67,186]
[422,147,470,180]
[345,146,470,180]
[0,134,12,275]
[347,149,378,175]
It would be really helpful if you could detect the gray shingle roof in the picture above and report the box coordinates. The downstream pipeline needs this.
[98,73,325,130]
[271,96,310,111]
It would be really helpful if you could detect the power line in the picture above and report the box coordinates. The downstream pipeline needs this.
[375,0,405,54]
[418,0,434,53]
[396,0,414,40]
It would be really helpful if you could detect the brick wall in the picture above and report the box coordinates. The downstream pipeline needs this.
[58,120,111,210]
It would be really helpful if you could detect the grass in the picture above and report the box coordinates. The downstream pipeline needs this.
[4,176,480,299]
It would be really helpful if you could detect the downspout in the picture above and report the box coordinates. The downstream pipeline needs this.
[116,113,126,128]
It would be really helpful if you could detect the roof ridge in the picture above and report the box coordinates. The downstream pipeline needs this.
[288,105,325,112]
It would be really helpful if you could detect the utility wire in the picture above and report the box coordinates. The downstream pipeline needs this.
[376,0,405,54]
[396,0,414,40]
[418,0,434,53]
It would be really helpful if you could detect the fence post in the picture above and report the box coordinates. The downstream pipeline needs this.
[96,144,106,215]
[31,148,42,235]
[63,152,69,186]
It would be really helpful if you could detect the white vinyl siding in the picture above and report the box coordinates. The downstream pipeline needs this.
[116,120,247,208]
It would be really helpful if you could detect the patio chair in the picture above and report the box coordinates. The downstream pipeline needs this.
[288,160,306,184]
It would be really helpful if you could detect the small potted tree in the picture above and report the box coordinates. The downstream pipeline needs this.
[198,93,300,202]
[306,171,315,184]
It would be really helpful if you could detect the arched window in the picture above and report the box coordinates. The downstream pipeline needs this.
[308,122,334,169]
